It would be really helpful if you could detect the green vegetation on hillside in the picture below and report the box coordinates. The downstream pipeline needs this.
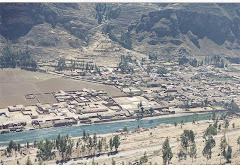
[102,24,132,50]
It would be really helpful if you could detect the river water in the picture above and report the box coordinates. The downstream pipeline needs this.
[0,112,223,146]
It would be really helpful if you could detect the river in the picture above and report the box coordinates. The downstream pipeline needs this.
[0,112,224,146]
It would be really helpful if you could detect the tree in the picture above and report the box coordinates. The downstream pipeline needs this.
[224,119,229,129]
[162,137,173,165]
[202,136,216,164]
[203,124,217,139]
[97,140,102,154]
[220,135,227,164]
[56,58,66,71]
[109,138,113,152]
[112,158,116,165]
[189,142,197,162]
[93,133,97,148]
[81,145,85,155]
[213,119,218,128]
[83,130,87,141]
[174,122,177,127]
[113,135,120,152]
[88,137,93,151]
[140,151,148,164]
[224,145,232,163]
[178,148,186,161]
[26,157,32,165]
[218,123,222,131]
[66,139,73,159]
[212,110,216,120]
[149,107,154,115]
[237,136,240,150]
[123,126,128,132]
[204,98,208,107]
[27,141,30,148]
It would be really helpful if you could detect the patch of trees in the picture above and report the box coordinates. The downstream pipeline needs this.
[56,134,74,162]
[189,58,198,67]
[157,67,168,76]
[224,100,240,115]
[37,138,55,161]
[179,56,189,65]
[102,24,115,34]
[116,55,134,74]
[56,58,67,71]
[119,31,132,50]
[102,25,132,50]
[109,30,132,50]
[204,55,225,68]
[178,130,196,161]
[148,53,158,60]
[95,3,106,24]
[6,140,21,156]
[95,4,121,24]
[4,131,122,164]
[56,58,101,75]
[109,135,120,153]
[0,46,37,71]
[179,56,200,67]
[106,6,121,20]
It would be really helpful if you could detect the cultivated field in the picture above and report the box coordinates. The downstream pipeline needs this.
[0,68,124,107]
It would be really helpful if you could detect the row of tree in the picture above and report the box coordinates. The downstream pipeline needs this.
[179,55,226,68]
[56,58,101,75]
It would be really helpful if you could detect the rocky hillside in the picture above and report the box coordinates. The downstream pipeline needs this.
[1,3,240,61]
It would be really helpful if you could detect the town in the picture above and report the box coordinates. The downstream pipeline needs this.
[0,53,239,135]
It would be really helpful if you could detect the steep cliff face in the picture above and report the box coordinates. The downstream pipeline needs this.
[128,3,240,56]
[0,3,97,41]
[0,4,43,40]
[1,3,240,59]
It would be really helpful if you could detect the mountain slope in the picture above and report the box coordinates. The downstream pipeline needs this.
[1,3,240,61]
